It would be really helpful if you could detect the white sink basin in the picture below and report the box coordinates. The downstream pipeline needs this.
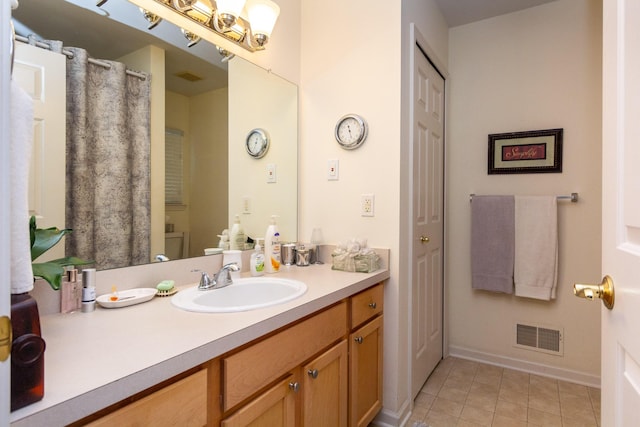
[171,277,307,313]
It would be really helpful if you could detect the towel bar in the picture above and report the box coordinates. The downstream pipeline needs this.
[469,192,579,203]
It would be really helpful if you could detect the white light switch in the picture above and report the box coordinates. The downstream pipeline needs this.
[267,164,277,183]
[328,159,339,181]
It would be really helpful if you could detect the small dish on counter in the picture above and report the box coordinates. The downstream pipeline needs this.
[96,288,157,309]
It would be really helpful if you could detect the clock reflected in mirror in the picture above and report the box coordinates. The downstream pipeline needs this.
[246,128,270,159]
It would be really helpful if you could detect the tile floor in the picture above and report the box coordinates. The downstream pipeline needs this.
[408,357,600,427]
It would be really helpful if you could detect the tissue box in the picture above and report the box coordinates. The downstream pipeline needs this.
[332,252,380,273]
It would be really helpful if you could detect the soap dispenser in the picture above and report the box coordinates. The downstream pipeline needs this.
[218,229,230,250]
[230,215,245,250]
[250,238,265,276]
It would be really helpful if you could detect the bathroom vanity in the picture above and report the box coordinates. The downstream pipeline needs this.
[9,261,389,427]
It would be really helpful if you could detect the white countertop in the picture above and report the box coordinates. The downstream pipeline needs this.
[10,263,390,426]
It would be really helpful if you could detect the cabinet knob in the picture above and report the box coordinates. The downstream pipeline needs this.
[368,302,377,309]
[289,381,300,392]
[354,336,364,344]
[307,369,319,379]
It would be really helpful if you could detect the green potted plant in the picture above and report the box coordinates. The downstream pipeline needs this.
[30,215,93,290]
[11,216,93,412]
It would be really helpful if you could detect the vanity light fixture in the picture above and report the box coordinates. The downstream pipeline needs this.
[217,46,236,62]
[139,8,163,29]
[145,0,280,52]
[215,0,246,27]
[245,0,279,47]
[181,28,202,47]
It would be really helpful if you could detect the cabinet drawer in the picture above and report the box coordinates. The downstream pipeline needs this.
[223,301,347,411]
[86,369,208,427]
[350,284,383,328]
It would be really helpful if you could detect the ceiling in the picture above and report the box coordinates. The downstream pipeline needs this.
[12,0,559,94]
[12,0,227,96]
[433,0,557,27]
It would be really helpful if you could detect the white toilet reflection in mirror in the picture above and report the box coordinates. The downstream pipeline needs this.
[165,232,190,260]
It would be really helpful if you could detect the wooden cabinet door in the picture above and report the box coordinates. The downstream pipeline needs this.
[349,316,383,427]
[86,369,208,427]
[302,340,348,427]
[222,375,297,427]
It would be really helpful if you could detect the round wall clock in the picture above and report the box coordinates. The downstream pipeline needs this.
[245,128,270,159]
[335,114,368,150]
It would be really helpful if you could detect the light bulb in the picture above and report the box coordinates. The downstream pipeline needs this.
[246,0,280,44]
[216,0,247,26]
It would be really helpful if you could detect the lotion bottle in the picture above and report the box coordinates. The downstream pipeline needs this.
[81,268,96,312]
[264,216,281,273]
[229,215,245,250]
[250,238,265,276]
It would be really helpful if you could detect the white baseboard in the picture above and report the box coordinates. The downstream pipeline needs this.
[449,345,600,388]
[371,399,411,427]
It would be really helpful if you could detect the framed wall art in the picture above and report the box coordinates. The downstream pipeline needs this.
[488,128,563,174]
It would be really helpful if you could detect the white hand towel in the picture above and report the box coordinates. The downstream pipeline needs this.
[10,80,35,294]
[514,196,558,300]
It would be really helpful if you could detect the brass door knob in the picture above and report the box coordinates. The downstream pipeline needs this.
[0,316,11,362]
[573,275,615,309]
[420,236,430,244]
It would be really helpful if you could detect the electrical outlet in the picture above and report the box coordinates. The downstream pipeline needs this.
[242,196,251,214]
[361,194,375,217]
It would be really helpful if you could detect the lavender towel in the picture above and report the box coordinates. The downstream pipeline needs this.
[471,196,515,293]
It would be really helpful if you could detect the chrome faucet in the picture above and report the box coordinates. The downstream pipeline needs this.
[154,254,170,262]
[198,262,240,290]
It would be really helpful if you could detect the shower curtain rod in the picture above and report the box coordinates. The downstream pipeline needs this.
[14,34,147,80]
[469,192,579,203]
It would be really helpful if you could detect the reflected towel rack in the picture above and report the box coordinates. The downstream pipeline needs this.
[469,192,579,203]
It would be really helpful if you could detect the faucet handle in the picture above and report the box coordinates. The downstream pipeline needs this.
[199,271,214,290]
[222,262,240,270]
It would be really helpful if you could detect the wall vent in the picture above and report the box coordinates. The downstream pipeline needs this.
[514,323,563,356]
[175,71,203,82]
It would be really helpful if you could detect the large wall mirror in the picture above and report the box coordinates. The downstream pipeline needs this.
[13,0,298,270]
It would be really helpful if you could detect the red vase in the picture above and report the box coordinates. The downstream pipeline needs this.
[10,293,46,412]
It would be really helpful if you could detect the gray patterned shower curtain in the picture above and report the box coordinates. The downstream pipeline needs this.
[64,47,151,270]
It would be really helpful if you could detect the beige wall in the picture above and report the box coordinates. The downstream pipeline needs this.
[190,88,228,255]
[166,89,228,258]
[165,91,191,242]
[446,0,602,383]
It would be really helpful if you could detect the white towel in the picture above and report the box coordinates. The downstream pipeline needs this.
[514,196,558,300]
[10,80,35,294]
